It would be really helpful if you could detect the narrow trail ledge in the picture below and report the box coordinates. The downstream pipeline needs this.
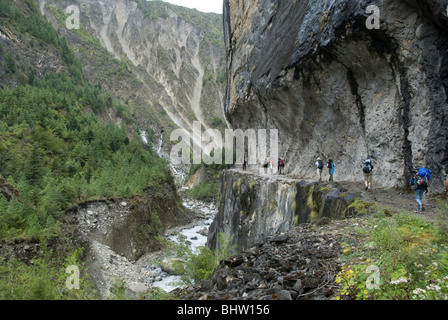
[207,169,446,253]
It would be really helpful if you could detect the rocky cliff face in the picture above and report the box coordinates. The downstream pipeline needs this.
[38,0,227,155]
[207,170,356,252]
[224,0,448,190]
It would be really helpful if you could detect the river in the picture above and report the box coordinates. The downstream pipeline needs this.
[139,198,217,292]
[138,130,216,292]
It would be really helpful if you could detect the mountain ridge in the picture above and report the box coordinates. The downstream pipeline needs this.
[38,0,228,160]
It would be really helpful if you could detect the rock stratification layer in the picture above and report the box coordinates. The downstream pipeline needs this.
[224,0,448,190]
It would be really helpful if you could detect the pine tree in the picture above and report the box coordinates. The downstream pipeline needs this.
[4,52,16,74]
[40,174,63,216]
[24,145,44,186]
[28,68,36,85]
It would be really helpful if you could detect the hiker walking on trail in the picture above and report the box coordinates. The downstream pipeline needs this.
[316,157,324,182]
[412,168,430,213]
[269,159,274,174]
[362,158,374,190]
[262,159,268,174]
[278,158,285,175]
[327,159,335,182]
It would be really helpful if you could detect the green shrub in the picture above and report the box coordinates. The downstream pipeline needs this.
[0,247,98,300]
[186,181,219,202]
[4,52,16,73]
[336,210,448,300]
[169,232,236,286]
[141,288,178,300]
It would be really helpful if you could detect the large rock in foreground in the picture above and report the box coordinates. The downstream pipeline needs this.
[184,217,369,300]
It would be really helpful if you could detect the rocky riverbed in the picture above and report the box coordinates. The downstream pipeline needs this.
[138,199,217,293]
[84,201,371,300]
[84,197,218,298]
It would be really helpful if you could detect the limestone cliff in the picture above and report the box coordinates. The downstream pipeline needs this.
[224,0,448,190]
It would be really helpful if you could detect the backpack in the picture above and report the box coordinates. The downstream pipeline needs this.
[263,160,268,168]
[417,167,431,182]
[362,160,372,173]
[418,178,428,189]
[317,160,323,170]
[327,160,333,169]
[280,159,284,167]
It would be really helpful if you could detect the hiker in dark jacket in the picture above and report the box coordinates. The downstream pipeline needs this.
[278,158,285,175]
[362,158,374,190]
[262,159,268,174]
[413,172,429,212]
[327,159,335,182]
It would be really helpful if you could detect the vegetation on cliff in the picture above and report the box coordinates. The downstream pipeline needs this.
[0,0,180,300]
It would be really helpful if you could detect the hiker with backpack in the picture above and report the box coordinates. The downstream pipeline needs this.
[411,168,430,212]
[262,158,268,174]
[362,158,374,190]
[316,157,324,182]
[278,158,285,175]
[327,159,335,182]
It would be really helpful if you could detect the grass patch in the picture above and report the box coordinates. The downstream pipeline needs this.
[347,199,377,215]
[0,246,98,300]
[186,181,219,202]
[319,186,332,194]
[336,203,448,300]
